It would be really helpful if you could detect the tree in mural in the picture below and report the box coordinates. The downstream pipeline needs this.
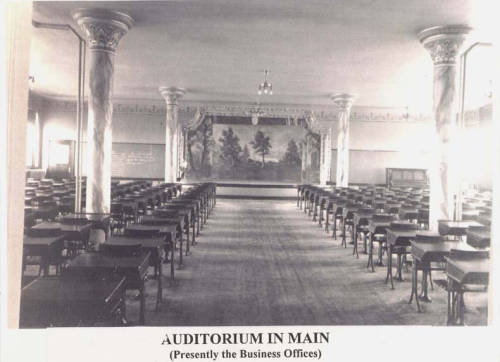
[186,117,214,176]
[241,144,251,163]
[250,130,272,168]
[219,127,242,167]
[200,119,214,169]
[281,139,301,166]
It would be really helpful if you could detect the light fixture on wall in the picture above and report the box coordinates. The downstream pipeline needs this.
[258,70,273,95]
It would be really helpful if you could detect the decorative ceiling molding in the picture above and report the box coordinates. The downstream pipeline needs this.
[35,92,432,122]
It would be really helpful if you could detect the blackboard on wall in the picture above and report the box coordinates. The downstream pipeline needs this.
[111,143,164,179]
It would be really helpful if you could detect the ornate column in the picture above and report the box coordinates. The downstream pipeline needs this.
[419,25,470,229]
[319,132,325,185]
[324,128,333,185]
[159,87,185,183]
[73,8,133,213]
[332,94,356,187]
[314,121,333,186]
[300,140,307,182]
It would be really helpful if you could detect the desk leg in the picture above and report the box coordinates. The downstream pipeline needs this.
[156,261,163,311]
[376,242,384,266]
[363,232,368,254]
[395,251,404,281]
[342,219,347,248]
[409,259,422,312]
[419,269,432,303]
[325,209,330,233]
[386,245,394,289]
[178,232,184,269]
[353,224,358,257]
[197,213,200,235]
[192,220,196,245]
[367,232,374,272]
[139,281,146,325]
[185,221,190,255]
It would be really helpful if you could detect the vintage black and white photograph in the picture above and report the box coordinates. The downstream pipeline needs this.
[2,0,499,348]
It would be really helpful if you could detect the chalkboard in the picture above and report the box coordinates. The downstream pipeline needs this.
[111,143,164,179]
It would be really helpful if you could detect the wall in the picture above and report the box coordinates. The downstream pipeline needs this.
[329,120,434,185]
[35,97,437,184]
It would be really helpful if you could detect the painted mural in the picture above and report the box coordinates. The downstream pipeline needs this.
[185,117,320,183]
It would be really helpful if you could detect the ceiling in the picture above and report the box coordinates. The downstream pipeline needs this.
[29,0,494,113]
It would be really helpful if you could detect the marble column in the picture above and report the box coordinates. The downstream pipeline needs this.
[325,128,333,185]
[159,87,185,183]
[300,140,307,182]
[73,8,133,213]
[318,125,333,186]
[319,132,325,185]
[332,94,356,187]
[419,25,470,229]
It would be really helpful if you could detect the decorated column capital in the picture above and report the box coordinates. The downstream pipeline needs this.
[73,8,134,52]
[159,87,186,106]
[331,93,356,110]
[418,25,471,66]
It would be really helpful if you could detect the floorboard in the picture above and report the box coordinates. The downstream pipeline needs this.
[128,200,488,326]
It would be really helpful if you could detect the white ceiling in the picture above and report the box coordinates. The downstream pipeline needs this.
[29,0,494,112]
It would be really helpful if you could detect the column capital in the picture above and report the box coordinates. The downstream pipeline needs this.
[418,25,471,66]
[331,93,356,110]
[73,8,134,52]
[159,87,186,105]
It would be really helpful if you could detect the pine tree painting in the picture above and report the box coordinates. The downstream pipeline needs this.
[250,130,272,168]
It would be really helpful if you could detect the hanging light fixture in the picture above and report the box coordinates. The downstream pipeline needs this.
[258,70,273,95]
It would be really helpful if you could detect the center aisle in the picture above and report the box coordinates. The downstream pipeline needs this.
[131,200,486,326]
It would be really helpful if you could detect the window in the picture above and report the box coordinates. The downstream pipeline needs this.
[25,110,40,168]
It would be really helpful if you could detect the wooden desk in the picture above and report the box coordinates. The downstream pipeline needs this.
[366,216,395,271]
[163,203,197,244]
[445,256,489,325]
[466,228,491,249]
[385,225,418,288]
[352,210,375,257]
[29,206,59,221]
[67,251,150,325]
[476,214,491,227]
[341,204,362,247]
[20,276,126,328]
[155,208,191,250]
[23,233,66,275]
[126,223,178,265]
[438,220,484,237]
[446,257,489,285]
[33,221,92,243]
[409,240,472,311]
[398,207,419,221]
[108,235,169,310]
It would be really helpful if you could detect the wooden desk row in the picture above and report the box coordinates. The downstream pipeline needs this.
[20,183,217,328]
[297,184,490,325]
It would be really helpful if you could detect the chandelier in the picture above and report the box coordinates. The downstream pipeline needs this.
[258,70,273,95]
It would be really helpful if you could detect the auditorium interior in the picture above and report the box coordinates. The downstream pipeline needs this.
[4,0,499,328]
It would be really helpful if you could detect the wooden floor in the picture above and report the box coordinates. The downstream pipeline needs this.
[125,199,488,326]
